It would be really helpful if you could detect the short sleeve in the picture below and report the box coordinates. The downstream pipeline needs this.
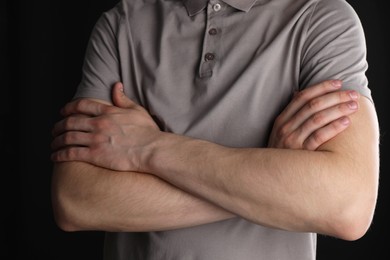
[73,4,122,103]
[300,0,372,102]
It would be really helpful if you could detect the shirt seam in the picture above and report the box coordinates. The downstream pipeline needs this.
[299,0,320,89]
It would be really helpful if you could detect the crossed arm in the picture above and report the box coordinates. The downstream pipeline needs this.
[51,80,379,240]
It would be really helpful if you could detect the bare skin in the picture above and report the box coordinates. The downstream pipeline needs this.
[51,80,379,240]
[52,80,359,169]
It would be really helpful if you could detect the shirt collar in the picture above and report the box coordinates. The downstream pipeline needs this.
[223,0,258,12]
[183,0,258,16]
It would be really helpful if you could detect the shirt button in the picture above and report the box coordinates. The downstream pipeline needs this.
[213,3,222,12]
[209,28,218,35]
[205,53,215,61]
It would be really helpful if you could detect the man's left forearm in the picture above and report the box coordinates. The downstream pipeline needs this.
[143,97,379,241]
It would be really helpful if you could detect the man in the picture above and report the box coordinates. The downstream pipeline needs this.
[51,0,379,259]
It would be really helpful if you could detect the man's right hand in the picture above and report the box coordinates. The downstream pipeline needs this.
[268,80,360,150]
[50,82,161,172]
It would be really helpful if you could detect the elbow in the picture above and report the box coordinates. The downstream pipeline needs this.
[51,167,84,232]
[323,181,378,241]
[52,207,80,232]
[322,148,379,240]
[51,162,107,232]
[328,207,375,241]
[336,166,379,240]
[51,188,83,232]
[51,195,81,232]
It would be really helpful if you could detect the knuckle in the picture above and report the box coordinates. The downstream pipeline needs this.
[284,136,294,147]
[338,103,350,113]
[303,140,317,151]
[94,117,110,129]
[284,133,298,148]
[308,98,321,110]
[277,124,290,139]
[273,115,283,127]
[338,91,352,103]
[62,132,73,144]
[330,120,343,132]
[63,117,73,129]
[103,106,115,114]
[310,131,324,146]
[300,123,311,136]
[65,132,82,145]
[336,103,345,111]
[339,90,348,100]
[311,113,324,125]
[64,147,77,159]
[294,91,307,102]
[75,99,87,111]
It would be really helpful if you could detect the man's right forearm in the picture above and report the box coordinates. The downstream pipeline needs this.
[51,161,234,232]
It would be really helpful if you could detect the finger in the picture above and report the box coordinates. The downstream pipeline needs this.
[51,146,92,163]
[303,116,351,151]
[278,80,343,125]
[61,98,111,117]
[112,82,139,109]
[284,90,359,133]
[51,115,93,137]
[294,101,358,146]
[51,131,95,151]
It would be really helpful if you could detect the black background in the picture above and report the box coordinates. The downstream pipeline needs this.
[2,0,388,259]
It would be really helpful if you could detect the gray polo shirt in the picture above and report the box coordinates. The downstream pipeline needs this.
[74,0,372,259]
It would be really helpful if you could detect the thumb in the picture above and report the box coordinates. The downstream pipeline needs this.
[112,82,138,109]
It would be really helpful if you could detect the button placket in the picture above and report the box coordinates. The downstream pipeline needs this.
[198,2,223,78]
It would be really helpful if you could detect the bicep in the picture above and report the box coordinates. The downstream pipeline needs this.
[318,96,380,191]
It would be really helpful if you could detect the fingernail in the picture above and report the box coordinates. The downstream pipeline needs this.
[348,101,358,110]
[332,80,342,88]
[348,90,359,100]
